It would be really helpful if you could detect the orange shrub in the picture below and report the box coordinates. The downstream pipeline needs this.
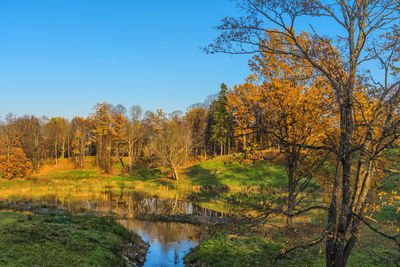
[0,148,32,179]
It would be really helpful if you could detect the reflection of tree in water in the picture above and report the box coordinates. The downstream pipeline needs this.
[124,192,228,217]
[174,249,179,265]
[96,191,229,218]
[120,219,200,244]
[26,190,228,221]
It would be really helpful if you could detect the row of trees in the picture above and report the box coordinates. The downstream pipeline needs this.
[0,88,238,179]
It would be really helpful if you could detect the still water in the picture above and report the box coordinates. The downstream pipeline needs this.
[1,192,228,266]
[120,219,199,267]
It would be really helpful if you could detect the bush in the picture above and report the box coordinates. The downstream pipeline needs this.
[0,148,32,179]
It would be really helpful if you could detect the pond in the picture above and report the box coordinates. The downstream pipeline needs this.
[0,191,230,266]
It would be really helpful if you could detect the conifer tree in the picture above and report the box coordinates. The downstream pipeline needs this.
[211,83,231,156]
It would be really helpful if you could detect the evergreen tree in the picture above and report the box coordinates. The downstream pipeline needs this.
[210,83,231,156]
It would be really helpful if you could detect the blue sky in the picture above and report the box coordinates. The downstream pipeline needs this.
[0,0,252,119]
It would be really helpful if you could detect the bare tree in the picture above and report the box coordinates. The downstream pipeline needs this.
[153,119,192,180]
[125,105,144,171]
[13,116,45,174]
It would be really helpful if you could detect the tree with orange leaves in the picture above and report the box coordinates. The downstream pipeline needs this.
[70,116,90,168]
[226,80,258,152]
[0,147,32,179]
[91,102,114,174]
[112,113,128,168]
[211,0,400,263]
[228,32,335,227]
[0,115,32,179]
[184,106,208,157]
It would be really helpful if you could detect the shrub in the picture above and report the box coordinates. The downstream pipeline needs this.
[0,148,32,179]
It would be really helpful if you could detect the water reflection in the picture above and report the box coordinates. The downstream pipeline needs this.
[0,190,231,267]
[123,192,228,218]
[16,191,229,219]
[120,219,199,267]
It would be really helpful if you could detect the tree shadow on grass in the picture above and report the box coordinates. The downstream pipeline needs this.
[183,160,287,188]
[182,163,223,186]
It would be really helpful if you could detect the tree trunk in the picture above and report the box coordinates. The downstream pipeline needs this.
[80,139,84,168]
[119,157,125,168]
[67,137,70,158]
[243,129,247,151]
[128,149,132,172]
[61,138,65,160]
[326,87,354,267]
[107,141,112,174]
[171,166,179,181]
[54,138,58,166]
[286,157,295,229]
[286,176,295,228]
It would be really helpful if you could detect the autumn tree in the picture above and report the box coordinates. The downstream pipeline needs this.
[0,147,32,179]
[13,116,45,174]
[91,102,114,174]
[184,107,208,157]
[0,114,21,158]
[142,109,168,165]
[0,115,32,178]
[111,104,129,168]
[126,105,144,171]
[143,109,167,132]
[44,117,68,165]
[70,116,90,168]
[112,112,128,168]
[227,81,259,152]
[209,0,400,265]
[228,33,335,227]
[255,33,335,227]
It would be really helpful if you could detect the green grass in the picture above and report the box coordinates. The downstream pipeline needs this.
[183,232,324,267]
[375,205,400,221]
[42,169,99,180]
[185,158,287,187]
[184,229,399,267]
[0,211,140,267]
[381,173,400,193]
[184,233,281,267]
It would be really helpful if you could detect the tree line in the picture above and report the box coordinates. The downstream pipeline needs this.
[0,86,250,179]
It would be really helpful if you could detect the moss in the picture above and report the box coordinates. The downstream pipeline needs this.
[0,212,140,267]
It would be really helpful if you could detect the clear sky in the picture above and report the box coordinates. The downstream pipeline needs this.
[0,0,252,119]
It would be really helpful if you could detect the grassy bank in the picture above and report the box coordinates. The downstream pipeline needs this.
[184,229,399,267]
[0,211,143,266]
[0,157,288,213]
